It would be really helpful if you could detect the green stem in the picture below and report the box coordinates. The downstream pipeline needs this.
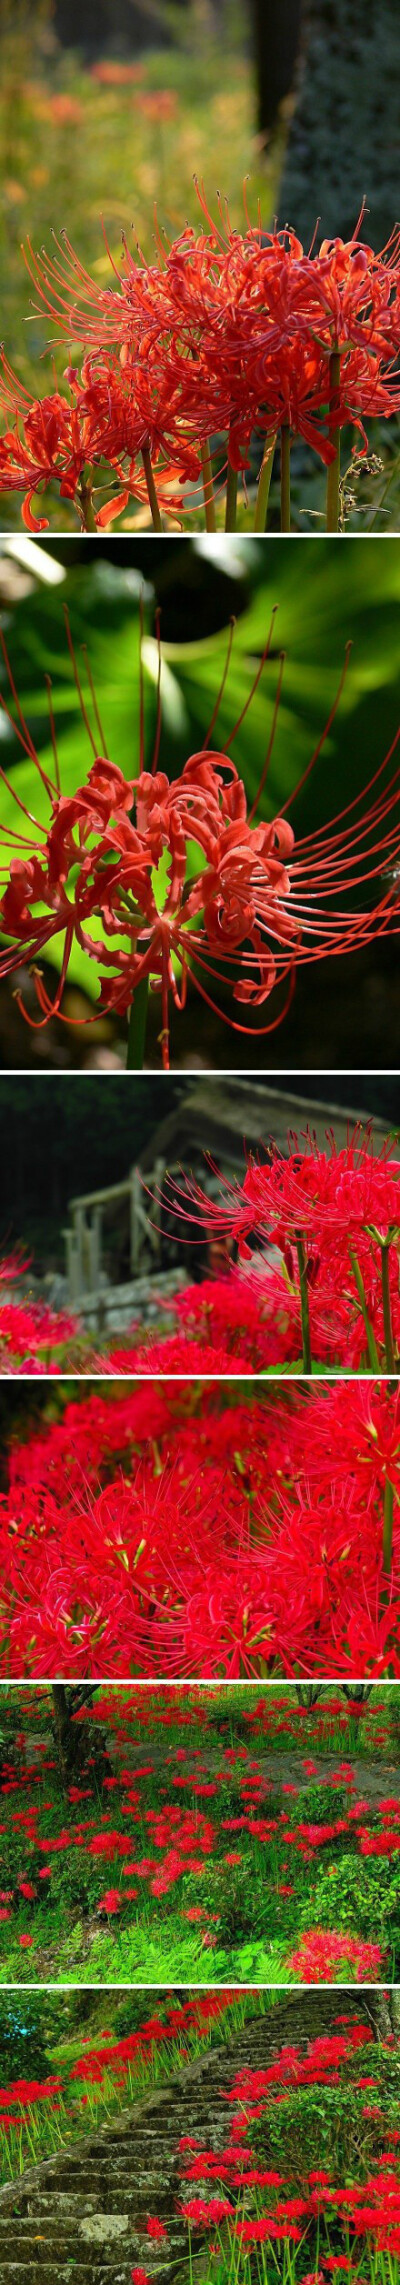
[326,347,341,532]
[141,447,163,531]
[295,1234,312,1374]
[280,423,291,531]
[380,1241,396,1374]
[383,1476,394,1576]
[201,440,217,531]
[78,473,96,532]
[349,1249,381,1370]
[126,975,149,1069]
[253,432,277,530]
[225,462,238,531]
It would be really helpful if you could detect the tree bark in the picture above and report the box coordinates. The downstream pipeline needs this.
[51,1685,111,1793]
[252,0,302,132]
[279,0,400,248]
[295,1685,323,1707]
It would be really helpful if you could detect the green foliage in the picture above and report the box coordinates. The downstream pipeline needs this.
[292,1781,350,1825]
[220,1938,287,1981]
[2,536,400,970]
[301,1852,400,1947]
[185,1858,259,1945]
[0,9,281,494]
[0,1996,48,2081]
[1,1688,400,1988]
[0,1067,179,1259]
[267,2078,382,2180]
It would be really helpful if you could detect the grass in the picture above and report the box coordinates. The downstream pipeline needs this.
[0,2,285,528]
[0,1984,270,2182]
[1,10,400,530]
[3,1985,399,2285]
[0,1684,399,1986]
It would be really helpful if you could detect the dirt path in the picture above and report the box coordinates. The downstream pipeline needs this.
[102,1737,400,1806]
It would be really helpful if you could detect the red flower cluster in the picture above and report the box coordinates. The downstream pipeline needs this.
[1,1377,400,1675]
[0,1989,236,2174]
[1,619,398,1064]
[4,1124,400,1372]
[286,1927,384,1981]
[0,1251,78,1372]
[179,2022,400,2269]
[0,1685,399,1979]
[2,194,400,528]
[150,1125,400,1370]
[68,1993,230,2086]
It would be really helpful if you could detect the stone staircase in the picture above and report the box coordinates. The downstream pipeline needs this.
[0,1995,377,2285]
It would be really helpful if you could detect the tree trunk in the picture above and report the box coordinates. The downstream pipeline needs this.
[51,1685,111,1793]
[279,0,400,249]
[252,0,302,132]
[295,1685,323,1707]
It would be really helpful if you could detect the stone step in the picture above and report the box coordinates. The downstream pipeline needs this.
[0,1996,372,2285]
[0,2218,185,2251]
[0,2267,169,2285]
[12,2185,175,2217]
[0,2261,175,2285]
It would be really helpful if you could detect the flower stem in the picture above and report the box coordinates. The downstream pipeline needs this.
[295,1234,312,1374]
[380,1240,396,1374]
[225,462,238,531]
[326,348,341,532]
[280,424,291,531]
[141,447,163,531]
[126,976,149,1069]
[253,432,277,531]
[349,1249,380,1370]
[78,473,96,532]
[383,1475,394,1576]
[201,440,217,531]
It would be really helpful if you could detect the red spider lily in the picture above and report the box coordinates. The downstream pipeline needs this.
[0,613,400,1067]
[2,1376,400,1678]
[0,351,199,533]
[0,364,97,533]
[286,1927,385,1981]
[97,1887,122,1914]
[182,2196,234,2223]
[23,199,400,364]
[16,195,400,530]
[0,1253,79,1372]
[0,1300,73,1366]
[163,1125,400,1257]
[156,1126,400,1371]
[176,2023,400,2279]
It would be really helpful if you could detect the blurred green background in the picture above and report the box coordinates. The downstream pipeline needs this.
[0,0,400,532]
[0,530,398,1070]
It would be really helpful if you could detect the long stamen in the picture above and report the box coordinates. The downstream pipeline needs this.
[0,760,42,830]
[80,648,109,758]
[290,726,400,849]
[44,677,60,793]
[0,629,56,795]
[224,610,278,749]
[139,592,145,774]
[151,609,162,776]
[202,620,235,749]
[281,646,352,814]
[247,652,285,823]
[63,608,99,756]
